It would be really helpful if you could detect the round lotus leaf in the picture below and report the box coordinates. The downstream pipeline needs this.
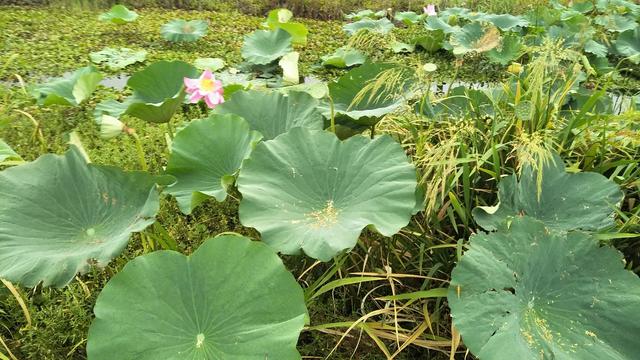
[480,14,529,31]
[321,47,367,68]
[237,128,417,261]
[98,5,138,24]
[165,114,262,214]
[32,66,102,107]
[343,18,394,36]
[161,19,208,42]
[214,89,323,140]
[241,29,293,66]
[327,63,413,126]
[125,60,198,123]
[486,32,522,65]
[87,234,307,360]
[472,153,624,232]
[0,147,163,287]
[450,22,502,56]
[449,217,640,360]
[394,11,423,25]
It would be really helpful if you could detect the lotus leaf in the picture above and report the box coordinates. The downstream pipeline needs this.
[449,217,640,360]
[264,8,308,45]
[237,128,417,261]
[345,10,386,21]
[125,60,198,123]
[480,14,529,31]
[161,19,208,42]
[32,66,102,107]
[241,29,293,65]
[584,39,609,58]
[321,47,367,68]
[326,63,413,126]
[486,32,522,65]
[0,147,163,287]
[193,57,225,71]
[343,18,394,36]
[0,139,21,164]
[394,11,423,25]
[411,30,445,53]
[425,16,460,34]
[431,86,494,118]
[473,153,624,231]
[165,114,261,214]
[90,47,147,70]
[390,41,415,53]
[450,23,502,56]
[93,98,132,122]
[87,234,307,359]
[214,90,323,140]
[99,5,138,24]
[594,14,637,33]
[615,28,640,64]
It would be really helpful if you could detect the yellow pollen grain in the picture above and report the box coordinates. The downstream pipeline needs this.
[306,200,339,229]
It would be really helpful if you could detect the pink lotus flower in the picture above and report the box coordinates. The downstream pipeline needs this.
[183,70,224,109]
[423,4,437,16]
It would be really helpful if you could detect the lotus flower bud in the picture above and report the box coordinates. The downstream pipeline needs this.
[100,115,125,139]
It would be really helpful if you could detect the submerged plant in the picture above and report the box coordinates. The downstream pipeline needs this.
[87,234,307,359]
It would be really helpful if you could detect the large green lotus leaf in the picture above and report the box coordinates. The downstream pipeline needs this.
[98,5,138,24]
[431,86,494,118]
[87,234,307,360]
[241,29,293,66]
[345,9,386,21]
[424,16,460,34]
[343,18,394,36]
[237,128,417,261]
[411,30,445,53]
[322,47,367,68]
[327,63,413,126]
[165,114,261,214]
[394,11,423,25]
[264,8,308,45]
[594,14,637,33]
[0,148,162,287]
[90,47,147,70]
[124,60,198,123]
[390,41,415,53]
[473,153,623,231]
[214,90,323,140]
[584,39,609,58]
[161,19,208,42]
[486,32,522,65]
[0,139,21,163]
[32,66,102,107]
[480,14,529,31]
[450,22,502,56]
[448,217,640,360]
[615,28,640,64]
